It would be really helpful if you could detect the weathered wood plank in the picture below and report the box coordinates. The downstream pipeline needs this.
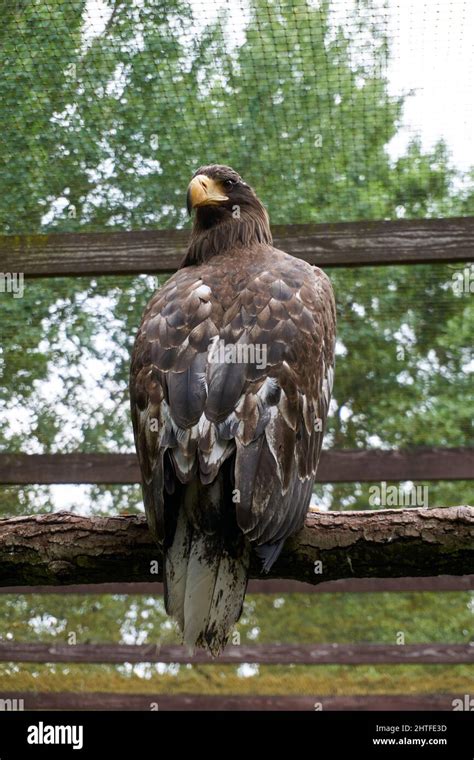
[1,217,473,276]
[1,642,471,665]
[2,575,473,595]
[0,692,463,711]
[0,448,472,485]
[316,448,474,482]
[0,508,472,586]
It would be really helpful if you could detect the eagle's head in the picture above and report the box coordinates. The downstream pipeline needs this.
[183,164,272,267]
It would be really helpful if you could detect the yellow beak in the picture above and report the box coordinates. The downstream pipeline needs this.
[187,174,229,213]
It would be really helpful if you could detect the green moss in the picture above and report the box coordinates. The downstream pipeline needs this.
[2,663,472,696]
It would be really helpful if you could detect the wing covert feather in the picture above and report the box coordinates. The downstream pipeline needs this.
[130,247,335,554]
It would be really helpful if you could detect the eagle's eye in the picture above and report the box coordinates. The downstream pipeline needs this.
[223,178,236,189]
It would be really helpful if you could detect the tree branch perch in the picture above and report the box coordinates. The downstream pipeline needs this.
[0,507,472,587]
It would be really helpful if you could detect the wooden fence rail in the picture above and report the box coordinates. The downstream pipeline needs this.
[0,693,463,711]
[2,576,473,595]
[1,448,472,484]
[1,217,473,276]
[1,642,472,665]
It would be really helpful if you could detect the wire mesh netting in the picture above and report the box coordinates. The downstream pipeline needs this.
[0,0,472,514]
[0,0,473,233]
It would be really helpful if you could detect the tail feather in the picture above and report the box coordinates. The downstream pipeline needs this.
[163,505,191,630]
[183,532,219,650]
[205,544,249,652]
[165,510,249,654]
[164,460,249,655]
[183,533,249,655]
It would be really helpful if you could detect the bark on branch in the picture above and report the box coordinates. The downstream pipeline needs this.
[0,507,472,587]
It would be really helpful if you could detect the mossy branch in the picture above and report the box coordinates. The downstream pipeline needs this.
[0,507,472,587]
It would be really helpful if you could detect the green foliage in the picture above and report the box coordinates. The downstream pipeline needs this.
[1,591,472,696]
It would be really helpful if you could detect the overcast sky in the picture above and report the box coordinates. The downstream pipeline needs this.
[386,0,473,171]
[83,0,474,171]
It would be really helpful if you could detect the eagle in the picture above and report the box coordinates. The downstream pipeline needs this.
[130,165,336,654]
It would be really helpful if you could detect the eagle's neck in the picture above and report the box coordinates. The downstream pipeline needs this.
[181,205,272,268]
